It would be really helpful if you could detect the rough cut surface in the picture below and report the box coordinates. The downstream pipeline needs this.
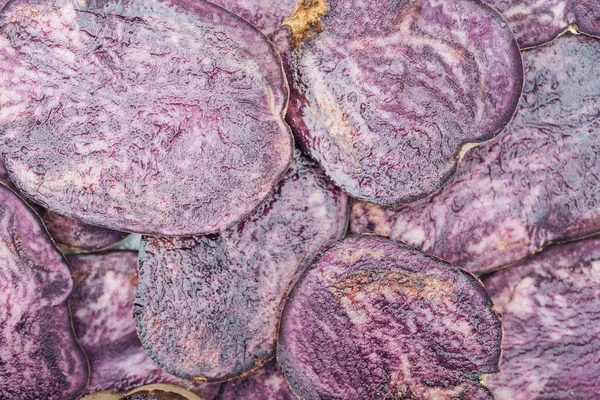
[275,0,522,204]
[0,184,88,400]
[484,238,600,399]
[135,149,348,381]
[210,0,297,36]
[486,0,600,48]
[217,360,296,400]
[350,34,600,275]
[0,0,292,236]
[68,251,220,399]
[278,235,501,400]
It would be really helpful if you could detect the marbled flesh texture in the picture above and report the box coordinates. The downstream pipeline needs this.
[210,0,298,37]
[0,0,292,236]
[135,149,349,381]
[0,184,88,400]
[275,0,522,204]
[483,237,600,400]
[217,359,296,400]
[350,34,600,275]
[278,235,501,400]
[68,251,220,399]
[486,0,600,48]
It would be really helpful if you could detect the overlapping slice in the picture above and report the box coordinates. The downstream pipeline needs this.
[0,0,292,236]
[135,149,348,381]
[0,184,88,399]
[68,251,220,399]
[278,235,501,399]
[217,360,295,400]
[274,0,522,204]
[487,0,600,48]
[483,237,600,399]
[210,0,297,36]
[351,33,600,275]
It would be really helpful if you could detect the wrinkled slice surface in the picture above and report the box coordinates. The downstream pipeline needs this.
[278,235,501,400]
[0,0,292,236]
[210,0,297,36]
[350,34,600,275]
[487,0,600,48]
[276,0,522,204]
[68,251,219,399]
[135,149,348,381]
[484,237,600,400]
[0,184,88,400]
[217,359,295,400]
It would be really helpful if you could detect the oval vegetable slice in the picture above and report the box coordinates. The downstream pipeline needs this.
[135,149,348,381]
[278,235,502,399]
[351,33,600,275]
[210,0,297,36]
[68,251,220,399]
[0,0,293,236]
[274,0,522,204]
[217,360,296,400]
[486,0,600,48]
[483,237,600,399]
[0,184,88,400]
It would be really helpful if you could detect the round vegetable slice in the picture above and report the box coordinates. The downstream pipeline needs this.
[68,251,220,399]
[0,184,88,399]
[278,235,501,399]
[350,33,600,275]
[274,0,523,204]
[134,148,349,381]
[486,0,600,48]
[483,237,600,399]
[210,0,298,36]
[0,0,293,236]
[217,359,296,400]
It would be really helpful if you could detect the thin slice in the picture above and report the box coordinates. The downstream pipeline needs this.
[350,33,600,275]
[209,0,298,36]
[0,0,292,236]
[81,384,204,400]
[274,0,522,204]
[278,235,501,399]
[135,148,348,381]
[483,237,600,399]
[0,184,88,399]
[486,0,600,48]
[217,360,295,400]
[68,251,220,399]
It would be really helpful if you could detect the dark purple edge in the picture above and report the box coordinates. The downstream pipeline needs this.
[275,234,503,398]
[0,182,91,398]
[0,0,295,237]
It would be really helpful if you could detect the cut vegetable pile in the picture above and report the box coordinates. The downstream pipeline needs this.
[1,0,599,399]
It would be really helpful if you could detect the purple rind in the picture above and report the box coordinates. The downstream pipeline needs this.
[0,184,89,400]
[217,359,296,400]
[134,148,349,382]
[209,0,297,37]
[486,0,600,48]
[278,235,502,400]
[0,0,293,236]
[350,33,600,275]
[68,251,220,399]
[275,0,523,204]
[483,237,600,399]
[82,383,207,400]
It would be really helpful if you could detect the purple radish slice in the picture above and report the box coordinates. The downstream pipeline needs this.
[134,148,348,381]
[209,0,298,37]
[350,33,600,275]
[217,359,296,400]
[486,0,600,48]
[0,0,292,236]
[278,235,502,400]
[68,251,220,399]
[0,184,89,400]
[483,237,600,399]
[273,0,523,204]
